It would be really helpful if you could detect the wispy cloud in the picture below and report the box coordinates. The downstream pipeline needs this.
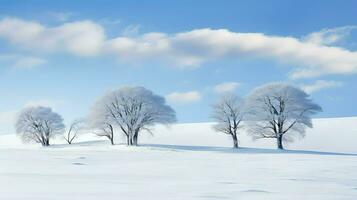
[213,82,241,94]
[166,91,201,104]
[121,24,141,36]
[0,54,46,69]
[1,17,357,78]
[304,26,357,46]
[12,56,46,69]
[301,80,343,94]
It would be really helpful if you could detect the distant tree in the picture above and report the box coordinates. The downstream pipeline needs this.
[245,83,322,149]
[211,93,245,148]
[64,119,85,144]
[87,110,115,145]
[15,106,65,146]
[90,86,177,146]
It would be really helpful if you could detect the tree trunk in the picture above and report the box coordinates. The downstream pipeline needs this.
[66,131,72,144]
[110,137,114,145]
[109,125,114,145]
[43,139,50,146]
[126,132,139,146]
[130,136,136,146]
[133,133,138,146]
[66,138,72,144]
[40,135,46,146]
[129,135,133,146]
[232,134,238,148]
[126,135,130,146]
[277,135,284,150]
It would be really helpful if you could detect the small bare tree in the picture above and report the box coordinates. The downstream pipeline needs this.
[90,86,177,146]
[64,119,84,144]
[15,106,65,146]
[93,122,115,145]
[88,107,115,145]
[211,93,244,148]
[245,83,322,149]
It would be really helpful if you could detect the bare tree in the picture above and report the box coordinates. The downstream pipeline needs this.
[245,83,322,149]
[90,86,177,146]
[87,106,115,145]
[92,121,115,145]
[64,119,84,144]
[211,93,244,148]
[15,106,65,146]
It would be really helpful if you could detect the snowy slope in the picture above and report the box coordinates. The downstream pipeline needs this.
[140,117,357,153]
[2,117,357,152]
[0,117,357,200]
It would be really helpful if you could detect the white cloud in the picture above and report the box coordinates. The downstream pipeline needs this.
[301,80,343,94]
[0,17,105,56]
[304,26,356,46]
[12,56,46,69]
[0,54,46,69]
[213,82,240,94]
[105,32,177,65]
[171,29,357,78]
[1,17,357,78]
[166,91,201,104]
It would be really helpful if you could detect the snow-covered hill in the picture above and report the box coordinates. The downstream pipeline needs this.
[2,117,357,153]
[1,117,357,200]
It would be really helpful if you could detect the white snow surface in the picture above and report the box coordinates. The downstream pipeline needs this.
[1,117,357,200]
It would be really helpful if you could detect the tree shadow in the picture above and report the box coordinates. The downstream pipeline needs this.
[48,140,110,148]
[141,143,357,156]
[44,140,357,156]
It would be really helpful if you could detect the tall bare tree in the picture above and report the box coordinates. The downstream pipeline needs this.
[211,93,245,148]
[245,83,322,149]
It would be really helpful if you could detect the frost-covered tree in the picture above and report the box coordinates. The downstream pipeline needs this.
[211,93,245,148]
[89,86,177,146]
[64,119,85,144]
[15,106,65,146]
[245,83,322,149]
[87,109,115,145]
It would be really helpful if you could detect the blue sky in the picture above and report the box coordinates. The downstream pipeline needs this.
[1,0,357,134]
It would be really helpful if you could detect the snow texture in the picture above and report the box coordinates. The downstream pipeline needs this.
[1,117,357,200]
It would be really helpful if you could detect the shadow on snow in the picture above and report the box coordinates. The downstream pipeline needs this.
[46,140,357,156]
[141,143,357,156]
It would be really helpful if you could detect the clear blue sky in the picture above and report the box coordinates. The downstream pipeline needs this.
[0,0,357,134]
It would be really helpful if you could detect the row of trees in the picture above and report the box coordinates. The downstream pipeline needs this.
[15,83,322,149]
[15,86,176,147]
[212,83,322,149]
